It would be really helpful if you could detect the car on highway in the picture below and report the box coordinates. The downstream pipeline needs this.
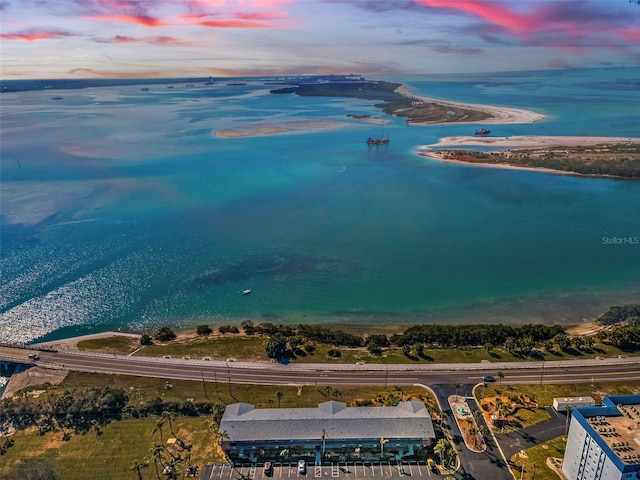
[482,374,495,382]
[297,460,306,474]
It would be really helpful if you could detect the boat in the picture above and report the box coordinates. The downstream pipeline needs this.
[367,136,390,145]
[474,128,491,136]
[242,289,252,295]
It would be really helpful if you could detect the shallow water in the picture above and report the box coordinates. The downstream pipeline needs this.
[1,69,639,343]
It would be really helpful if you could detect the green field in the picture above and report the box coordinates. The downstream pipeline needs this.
[0,416,220,480]
[60,371,437,409]
[509,436,567,480]
[80,332,634,365]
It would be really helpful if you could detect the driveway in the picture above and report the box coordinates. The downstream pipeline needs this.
[495,407,567,460]
[430,384,512,480]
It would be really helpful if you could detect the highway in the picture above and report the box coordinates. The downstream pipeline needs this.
[2,345,640,387]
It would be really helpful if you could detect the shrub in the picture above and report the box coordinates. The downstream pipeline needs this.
[196,324,213,336]
[154,326,176,342]
[327,348,342,358]
[140,334,153,346]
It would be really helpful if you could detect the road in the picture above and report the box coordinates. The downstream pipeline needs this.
[2,345,640,387]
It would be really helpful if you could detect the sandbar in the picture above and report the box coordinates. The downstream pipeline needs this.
[214,119,345,138]
[395,86,547,125]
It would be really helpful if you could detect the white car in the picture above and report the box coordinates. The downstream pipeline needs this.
[297,460,306,474]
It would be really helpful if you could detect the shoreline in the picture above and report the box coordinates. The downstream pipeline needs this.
[424,135,640,149]
[395,86,547,125]
[417,135,640,178]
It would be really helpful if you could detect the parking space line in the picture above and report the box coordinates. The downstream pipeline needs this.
[250,464,257,478]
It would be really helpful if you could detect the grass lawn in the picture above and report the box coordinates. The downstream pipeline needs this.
[76,336,140,355]
[60,372,438,410]
[0,416,221,480]
[476,380,640,432]
[133,336,268,361]
[76,328,637,366]
[509,436,566,480]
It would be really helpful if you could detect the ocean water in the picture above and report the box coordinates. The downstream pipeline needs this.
[1,68,639,343]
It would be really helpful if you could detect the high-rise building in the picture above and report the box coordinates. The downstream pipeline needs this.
[563,394,640,480]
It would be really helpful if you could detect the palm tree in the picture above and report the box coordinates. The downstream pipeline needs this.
[332,389,342,400]
[217,429,230,445]
[497,371,504,386]
[275,390,284,408]
[150,442,165,479]
[565,405,573,434]
[162,410,177,438]
[440,411,449,428]
[453,382,462,399]
[131,458,149,480]
[154,418,166,442]
[434,438,449,466]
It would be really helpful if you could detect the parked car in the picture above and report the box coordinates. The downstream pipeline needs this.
[264,462,273,475]
[482,374,495,382]
[297,460,306,474]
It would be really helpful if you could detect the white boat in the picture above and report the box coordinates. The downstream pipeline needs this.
[242,289,252,295]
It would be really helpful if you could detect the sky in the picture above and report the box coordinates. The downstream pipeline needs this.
[1,0,640,79]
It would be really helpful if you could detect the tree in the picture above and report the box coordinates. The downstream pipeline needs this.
[484,343,493,354]
[140,334,153,346]
[153,418,166,442]
[434,438,450,465]
[197,324,212,336]
[130,459,149,480]
[265,333,288,360]
[154,327,176,342]
[497,371,504,386]
[565,405,573,434]
[149,442,165,479]
[216,429,230,445]
[454,382,462,398]
[162,410,177,438]
[275,390,284,408]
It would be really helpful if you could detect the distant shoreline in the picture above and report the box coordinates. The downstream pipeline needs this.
[394,86,547,125]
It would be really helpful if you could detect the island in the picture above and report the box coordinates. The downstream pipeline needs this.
[271,78,546,125]
[417,136,640,178]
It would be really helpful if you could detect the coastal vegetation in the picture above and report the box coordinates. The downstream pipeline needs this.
[425,142,640,178]
[0,374,434,479]
[270,79,493,124]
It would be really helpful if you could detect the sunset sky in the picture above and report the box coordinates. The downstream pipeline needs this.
[2,0,640,79]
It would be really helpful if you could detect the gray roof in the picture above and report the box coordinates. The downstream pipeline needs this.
[220,401,435,442]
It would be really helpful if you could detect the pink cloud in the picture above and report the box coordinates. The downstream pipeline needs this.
[412,0,640,51]
[0,30,73,42]
[94,35,190,45]
[178,13,279,28]
[84,14,166,27]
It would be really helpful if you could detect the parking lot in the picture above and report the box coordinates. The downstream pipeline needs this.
[201,461,440,480]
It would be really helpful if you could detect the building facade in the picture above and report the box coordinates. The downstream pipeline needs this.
[563,394,640,480]
[218,400,435,463]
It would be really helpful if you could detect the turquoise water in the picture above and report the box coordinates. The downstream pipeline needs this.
[1,69,639,343]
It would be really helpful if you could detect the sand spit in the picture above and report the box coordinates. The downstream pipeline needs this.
[214,120,345,138]
[396,86,547,125]
[424,135,640,149]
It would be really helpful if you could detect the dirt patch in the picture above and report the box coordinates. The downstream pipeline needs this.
[2,367,68,399]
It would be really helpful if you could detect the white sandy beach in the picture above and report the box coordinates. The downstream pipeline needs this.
[417,135,640,177]
[214,119,345,138]
[423,135,640,149]
[396,86,547,125]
